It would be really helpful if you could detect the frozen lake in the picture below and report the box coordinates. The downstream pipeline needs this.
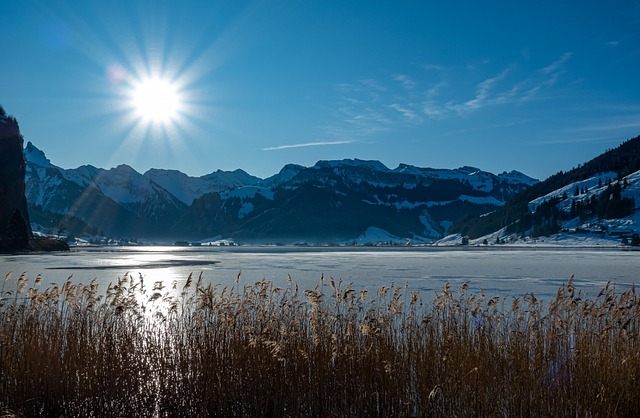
[1,246,639,300]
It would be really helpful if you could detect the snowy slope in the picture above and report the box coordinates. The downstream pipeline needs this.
[61,165,102,187]
[528,172,619,213]
[260,164,305,188]
[498,170,539,187]
[91,165,157,205]
[393,164,537,192]
[144,168,259,205]
[438,169,640,247]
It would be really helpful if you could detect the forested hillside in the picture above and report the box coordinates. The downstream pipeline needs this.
[450,135,640,239]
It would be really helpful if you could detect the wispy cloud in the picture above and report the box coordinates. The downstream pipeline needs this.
[393,74,416,89]
[423,63,446,72]
[263,140,353,151]
[389,103,421,122]
[429,53,573,117]
[325,53,577,138]
[447,68,511,115]
[539,52,573,75]
[360,79,387,92]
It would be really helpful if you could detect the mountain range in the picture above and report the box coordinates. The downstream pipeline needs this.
[24,142,537,244]
[23,133,640,246]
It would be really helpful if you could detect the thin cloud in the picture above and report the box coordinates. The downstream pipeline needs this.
[393,74,416,89]
[423,63,446,72]
[389,103,420,121]
[331,55,576,132]
[447,68,510,114]
[427,80,448,98]
[539,52,573,75]
[423,102,446,119]
[359,79,387,92]
[263,140,353,151]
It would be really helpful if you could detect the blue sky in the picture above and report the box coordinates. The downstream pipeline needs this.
[2,1,640,180]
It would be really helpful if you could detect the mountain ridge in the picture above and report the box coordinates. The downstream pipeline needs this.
[24,142,536,243]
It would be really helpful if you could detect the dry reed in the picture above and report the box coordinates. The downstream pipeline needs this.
[1,272,639,417]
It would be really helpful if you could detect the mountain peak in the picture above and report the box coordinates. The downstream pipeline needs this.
[112,164,137,173]
[497,170,539,186]
[24,142,52,168]
[456,166,483,174]
[313,159,389,171]
[145,168,185,176]
[260,164,305,187]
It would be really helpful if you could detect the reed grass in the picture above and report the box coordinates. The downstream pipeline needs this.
[1,272,639,417]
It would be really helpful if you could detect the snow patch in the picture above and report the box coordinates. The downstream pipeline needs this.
[459,195,504,206]
[238,202,254,219]
[196,237,237,246]
[419,214,441,238]
[433,233,466,246]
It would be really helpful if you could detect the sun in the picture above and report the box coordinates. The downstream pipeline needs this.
[130,77,182,124]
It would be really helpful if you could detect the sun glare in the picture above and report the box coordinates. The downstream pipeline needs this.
[131,77,182,124]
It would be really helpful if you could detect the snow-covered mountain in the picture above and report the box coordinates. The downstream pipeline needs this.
[24,142,538,243]
[261,159,536,195]
[145,168,260,205]
[26,143,182,221]
[446,134,640,246]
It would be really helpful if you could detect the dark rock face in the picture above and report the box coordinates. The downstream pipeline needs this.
[0,110,32,251]
[26,238,70,252]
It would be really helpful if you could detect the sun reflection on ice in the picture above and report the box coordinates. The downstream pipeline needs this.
[107,267,195,327]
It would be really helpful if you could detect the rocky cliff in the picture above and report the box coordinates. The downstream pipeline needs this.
[0,106,32,250]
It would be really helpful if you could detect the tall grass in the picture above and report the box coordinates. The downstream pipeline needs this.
[1,272,639,417]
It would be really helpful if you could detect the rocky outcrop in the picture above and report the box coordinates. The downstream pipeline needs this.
[0,106,32,251]
[26,238,70,252]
